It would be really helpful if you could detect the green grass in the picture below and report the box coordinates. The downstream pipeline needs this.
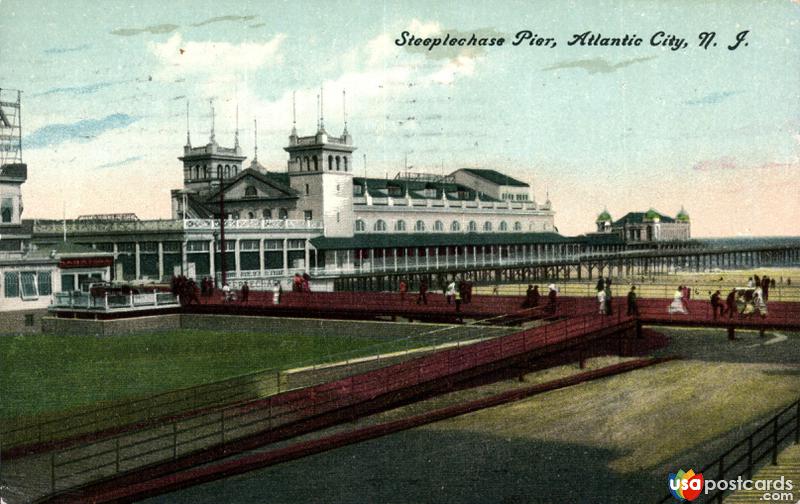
[142,328,800,504]
[0,327,477,420]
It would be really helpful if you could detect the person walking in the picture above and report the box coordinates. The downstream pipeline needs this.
[725,288,737,319]
[446,280,456,304]
[597,287,606,315]
[399,279,408,302]
[454,288,462,313]
[710,290,724,320]
[272,281,281,305]
[668,287,688,315]
[626,286,639,317]
[241,281,250,304]
[604,282,613,315]
[417,279,428,305]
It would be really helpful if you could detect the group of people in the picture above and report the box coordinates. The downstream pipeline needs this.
[667,285,693,315]
[170,275,200,305]
[595,278,615,316]
[292,273,312,292]
[521,284,559,314]
[710,286,768,319]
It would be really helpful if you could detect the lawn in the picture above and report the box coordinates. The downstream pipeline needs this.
[0,326,481,420]
[143,328,800,504]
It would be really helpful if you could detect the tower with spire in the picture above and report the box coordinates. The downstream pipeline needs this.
[179,99,245,196]
[284,87,356,237]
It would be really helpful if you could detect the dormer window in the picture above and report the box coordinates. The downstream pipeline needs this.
[388,185,403,197]
[423,187,437,198]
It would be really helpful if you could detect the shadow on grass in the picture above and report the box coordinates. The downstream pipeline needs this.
[143,429,663,504]
[651,328,800,366]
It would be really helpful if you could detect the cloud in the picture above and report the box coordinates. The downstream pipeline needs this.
[684,91,739,106]
[111,24,180,36]
[148,33,285,78]
[44,44,90,54]
[96,156,143,169]
[542,56,656,74]
[249,23,267,29]
[191,15,257,27]
[692,156,799,171]
[24,114,139,149]
[33,81,122,97]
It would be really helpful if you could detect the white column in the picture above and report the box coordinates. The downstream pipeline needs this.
[208,239,215,281]
[304,240,310,272]
[134,242,141,280]
[282,238,289,276]
[435,247,439,269]
[158,242,164,280]
[393,249,398,272]
[234,239,241,276]
[259,239,265,275]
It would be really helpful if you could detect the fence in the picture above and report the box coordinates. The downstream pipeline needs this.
[658,398,800,503]
[50,291,180,311]
[44,306,631,494]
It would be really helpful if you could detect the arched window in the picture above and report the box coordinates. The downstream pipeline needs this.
[232,211,240,219]
[343,156,348,172]
[224,165,231,178]
[313,155,318,171]
[374,220,387,232]
[451,221,461,232]
[336,156,341,171]
[193,165,199,179]
[468,221,477,232]
[262,209,272,219]
[244,186,257,197]
[278,208,288,219]
[355,219,366,232]
[395,220,406,232]
[499,221,508,231]
[247,211,254,219]
[484,221,493,232]
[514,221,522,231]
[304,156,310,171]
[217,164,223,179]
[328,155,333,171]
[434,220,444,232]
[415,220,425,232]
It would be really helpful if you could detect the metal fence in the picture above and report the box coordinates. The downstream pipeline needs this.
[658,398,800,503]
[44,306,629,494]
[50,291,180,311]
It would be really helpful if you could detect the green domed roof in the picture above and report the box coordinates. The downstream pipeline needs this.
[644,208,661,221]
[676,207,690,222]
[596,209,612,222]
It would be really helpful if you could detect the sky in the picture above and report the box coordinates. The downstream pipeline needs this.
[1,0,798,237]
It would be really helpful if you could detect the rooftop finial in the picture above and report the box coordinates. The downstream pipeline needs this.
[342,89,348,135]
[319,84,325,132]
[291,90,297,136]
[316,93,320,131]
[185,99,191,147]
[209,98,216,144]
[234,102,240,149]
[253,118,258,162]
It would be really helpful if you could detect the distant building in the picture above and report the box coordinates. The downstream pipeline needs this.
[593,207,691,243]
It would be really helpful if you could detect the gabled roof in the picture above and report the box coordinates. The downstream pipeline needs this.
[456,168,529,187]
[613,211,675,225]
[205,168,298,202]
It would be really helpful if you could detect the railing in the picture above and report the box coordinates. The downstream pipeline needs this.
[658,398,800,503]
[34,219,182,235]
[183,219,323,231]
[49,290,179,311]
[43,305,630,494]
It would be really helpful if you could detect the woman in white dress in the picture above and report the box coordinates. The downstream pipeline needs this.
[597,288,606,314]
[753,287,767,317]
[668,287,688,314]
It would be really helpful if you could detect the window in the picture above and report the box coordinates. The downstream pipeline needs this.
[423,188,437,198]
[1,197,12,223]
[304,210,313,220]
[395,220,406,232]
[4,272,19,297]
[355,219,366,232]
[328,155,333,171]
[415,220,425,232]
[20,272,37,299]
[354,185,364,196]
[244,186,257,197]
[434,220,444,231]
[264,239,283,250]
[337,211,340,223]
[374,219,387,232]
[499,221,508,231]
[232,211,240,219]
[262,209,272,219]
[451,221,461,232]
[279,208,288,219]
[514,221,522,231]
[288,239,305,249]
[468,221,477,232]
[247,211,255,219]
[484,221,493,232]
[313,155,319,171]
[388,185,403,197]
[305,184,310,195]
[343,156,348,171]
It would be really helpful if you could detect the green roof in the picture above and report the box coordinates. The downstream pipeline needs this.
[596,210,612,222]
[579,233,626,245]
[310,232,573,250]
[613,211,675,225]
[353,177,500,202]
[676,207,690,222]
[458,169,529,187]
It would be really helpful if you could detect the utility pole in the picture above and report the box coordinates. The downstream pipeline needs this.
[218,164,227,287]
